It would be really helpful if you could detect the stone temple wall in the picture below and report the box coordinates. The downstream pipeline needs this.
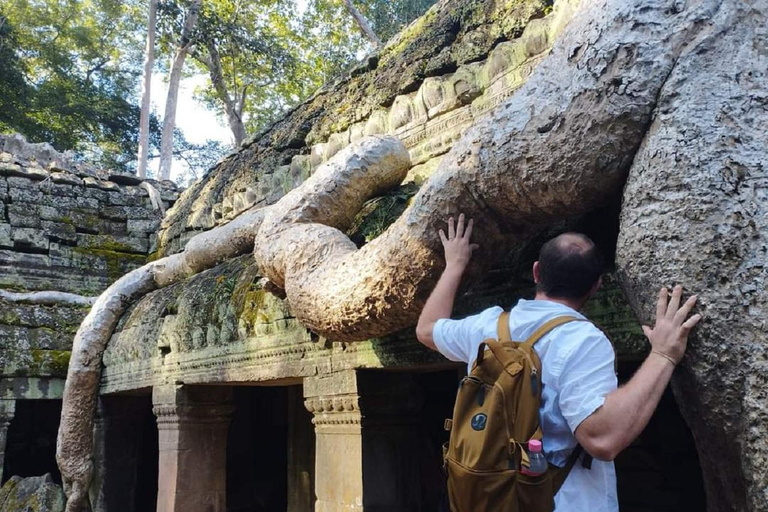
[0,133,178,396]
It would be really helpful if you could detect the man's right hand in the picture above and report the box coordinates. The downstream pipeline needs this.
[642,285,702,365]
[439,213,479,271]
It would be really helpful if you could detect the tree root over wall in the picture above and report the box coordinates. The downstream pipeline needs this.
[58,0,768,511]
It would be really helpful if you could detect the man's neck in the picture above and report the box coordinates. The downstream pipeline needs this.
[533,292,584,311]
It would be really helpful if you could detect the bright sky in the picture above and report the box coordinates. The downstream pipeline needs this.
[147,73,234,182]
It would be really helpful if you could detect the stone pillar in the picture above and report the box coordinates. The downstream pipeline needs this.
[90,396,151,512]
[304,371,424,512]
[152,385,233,512]
[0,399,16,483]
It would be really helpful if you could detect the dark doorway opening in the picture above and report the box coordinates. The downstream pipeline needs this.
[615,361,707,512]
[3,399,61,485]
[132,396,159,512]
[227,385,314,512]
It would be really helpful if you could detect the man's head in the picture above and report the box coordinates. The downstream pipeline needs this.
[533,233,604,303]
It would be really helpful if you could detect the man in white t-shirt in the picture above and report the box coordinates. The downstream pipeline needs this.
[415,214,701,512]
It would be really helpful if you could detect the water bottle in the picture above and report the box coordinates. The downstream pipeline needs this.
[521,439,548,476]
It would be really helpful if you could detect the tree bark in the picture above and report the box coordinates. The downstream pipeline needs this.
[202,41,246,146]
[616,2,768,510]
[136,0,157,179]
[158,0,201,181]
[343,0,382,48]
[0,290,96,306]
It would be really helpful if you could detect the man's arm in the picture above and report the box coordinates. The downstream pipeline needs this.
[575,285,701,461]
[416,214,478,350]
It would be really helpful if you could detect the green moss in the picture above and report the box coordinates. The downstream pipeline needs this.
[0,306,21,326]
[231,277,269,327]
[72,244,146,282]
[382,6,440,64]
[347,183,419,246]
[147,247,165,263]
[29,349,71,376]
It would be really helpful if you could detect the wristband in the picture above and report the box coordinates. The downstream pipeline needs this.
[651,350,677,367]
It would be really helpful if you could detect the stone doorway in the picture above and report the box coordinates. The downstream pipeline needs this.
[226,385,315,512]
[2,399,62,485]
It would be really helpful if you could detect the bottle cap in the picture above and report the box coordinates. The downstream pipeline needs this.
[528,439,543,452]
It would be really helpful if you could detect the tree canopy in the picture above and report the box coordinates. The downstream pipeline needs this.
[0,0,436,177]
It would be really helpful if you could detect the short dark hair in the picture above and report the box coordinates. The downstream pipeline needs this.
[536,233,604,300]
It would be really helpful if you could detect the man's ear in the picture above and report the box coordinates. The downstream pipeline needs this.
[532,261,541,284]
[588,276,603,297]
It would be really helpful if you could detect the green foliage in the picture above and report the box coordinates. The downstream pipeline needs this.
[0,0,437,175]
[0,0,149,172]
[162,0,438,137]
[357,0,436,43]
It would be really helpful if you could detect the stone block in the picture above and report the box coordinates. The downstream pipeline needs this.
[41,221,77,243]
[7,184,44,204]
[75,233,148,254]
[83,176,120,191]
[0,474,65,512]
[7,204,41,228]
[0,225,11,248]
[11,227,49,251]
[0,163,48,180]
[50,171,83,186]
[127,218,160,234]
[100,205,155,221]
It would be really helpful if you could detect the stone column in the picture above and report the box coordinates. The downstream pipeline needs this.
[0,399,16,483]
[152,385,233,512]
[304,371,424,512]
[90,396,151,512]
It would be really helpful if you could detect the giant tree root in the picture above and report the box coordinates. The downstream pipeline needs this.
[55,135,409,512]
[252,0,721,341]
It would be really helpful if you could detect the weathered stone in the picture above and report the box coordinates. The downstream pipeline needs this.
[12,228,49,251]
[0,474,65,512]
[126,218,160,234]
[75,233,148,255]
[0,400,15,483]
[153,385,233,512]
[0,225,11,249]
[49,172,83,187]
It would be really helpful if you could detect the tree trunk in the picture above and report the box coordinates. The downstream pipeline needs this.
[203,41,246,146]
[158,0,201,181]
[136,0,157,179]
[616,2,768,510]
[343,0,382,48]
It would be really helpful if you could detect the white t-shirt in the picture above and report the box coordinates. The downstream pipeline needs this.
[433,299,619,512]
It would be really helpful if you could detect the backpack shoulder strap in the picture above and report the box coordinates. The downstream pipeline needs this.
[472,311,515,373]
[497,311,511,343]
[523,316,588,348]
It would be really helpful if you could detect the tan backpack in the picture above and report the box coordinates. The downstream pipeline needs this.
[444,312,588,512]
